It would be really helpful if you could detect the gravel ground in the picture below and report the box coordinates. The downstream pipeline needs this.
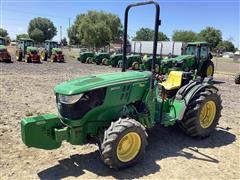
[0,57,239,179]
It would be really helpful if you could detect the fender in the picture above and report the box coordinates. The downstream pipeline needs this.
[169,78,218,121]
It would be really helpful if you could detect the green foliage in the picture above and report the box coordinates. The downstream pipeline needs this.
[28,17,57,42]
[217,40,235,52]
[172,30,198,42]
[198,27,222,49]
[133,28,169,41]
[0,28,8,37]
[16,34,29,40]
[29,29,45,43]
[68,11,122,47]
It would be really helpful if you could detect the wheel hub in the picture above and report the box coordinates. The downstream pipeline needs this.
[200,100,216,128]
[117,132,141,162]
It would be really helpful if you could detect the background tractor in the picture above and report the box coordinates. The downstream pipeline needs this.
[40,40,64,62]
[118,54,142,69]
[21,1,222,170]
[86,52,110,65]
[78,52,95,63]
[16,38,40,63]
[0,37,11,63]
[141,42,214,78]
[110,53,123,67]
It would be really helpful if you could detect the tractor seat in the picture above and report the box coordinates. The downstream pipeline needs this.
[160,71,183,90]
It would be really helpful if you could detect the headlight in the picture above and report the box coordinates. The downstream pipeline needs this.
[58,94,83,104]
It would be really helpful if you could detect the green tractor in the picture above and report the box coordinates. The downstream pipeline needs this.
[118,54,142,70]
[77,52,95,63]
[21,1,222,170]
[40,40,64,62]
[110,53,123,67]
[85,52,110,65]
[16,38,40,63]
[0,37,11,63]
[142,42,214,78]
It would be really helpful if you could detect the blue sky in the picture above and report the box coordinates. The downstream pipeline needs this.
[1,0,239,48]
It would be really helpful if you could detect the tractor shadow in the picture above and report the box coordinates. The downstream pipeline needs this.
[38,126,236,180]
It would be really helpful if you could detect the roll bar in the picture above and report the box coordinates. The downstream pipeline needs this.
[122,1,161,89]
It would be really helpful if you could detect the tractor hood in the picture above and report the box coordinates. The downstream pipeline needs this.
[52,48,62,53]
[166,55,194,62]
[0,45,7,50]
[27,46,38,52]
[54,71,151,95]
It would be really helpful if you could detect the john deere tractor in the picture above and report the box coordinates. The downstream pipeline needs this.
[86,52,110,65]
[142,42,214,78]
[21,1,222,170]
[118,54,142,70]
[40,40,64,62]
[0,37,11,63]
[78,52,95,63]
[16,38,40,63]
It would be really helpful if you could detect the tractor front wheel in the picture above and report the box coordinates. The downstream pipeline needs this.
[16,51,22,61]
[234,73,240,84]
[99,118,147,169]
[179,87,222,138]
[132,61,140,70]
[200,60,214,78]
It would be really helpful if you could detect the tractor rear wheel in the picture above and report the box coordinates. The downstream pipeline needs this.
[179,87,222,138]
[99,118,147,169]
[234,73,240,84]
[200,60,214,78]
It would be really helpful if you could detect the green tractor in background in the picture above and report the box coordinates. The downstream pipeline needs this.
[86,52,110,65]
[21,1,222,170]
[109,53,123,67]
[118,54,142,70]
[15,38,40,63]
[0,37,11,63]
[40,40,64,62]
[142,42,214,78]
[78,52,95,63]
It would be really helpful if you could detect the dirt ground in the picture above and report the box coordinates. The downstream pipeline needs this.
[0,54,239,179]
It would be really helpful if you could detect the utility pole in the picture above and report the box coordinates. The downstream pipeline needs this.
[68,18,71,30]
[60,25,62,42]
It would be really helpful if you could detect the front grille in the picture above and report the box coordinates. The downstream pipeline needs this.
[57,88,106,120]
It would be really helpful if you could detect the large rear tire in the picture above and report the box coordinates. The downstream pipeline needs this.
[234,73,240,84]
[99,118,147,169]
[200,60,214,78]
[179,87,222,138]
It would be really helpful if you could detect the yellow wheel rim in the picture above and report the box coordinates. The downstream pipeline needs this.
[117,132,141,162]
[16,51,19,60]
[133,63,139,70]
[200,100,216,128]
[207,65,213,76]
[40,52,45,60]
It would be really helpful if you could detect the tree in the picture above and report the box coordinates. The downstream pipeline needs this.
[28,17,57,42]
[29,29,45,42]
[61,37,68,46]
[198,27,222,50]
[133,28,169,41]
[216,40,235,52]
[0,28,8,37]
[68,11,122,47]
[172,30,198,42]
[16,34,29,40]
